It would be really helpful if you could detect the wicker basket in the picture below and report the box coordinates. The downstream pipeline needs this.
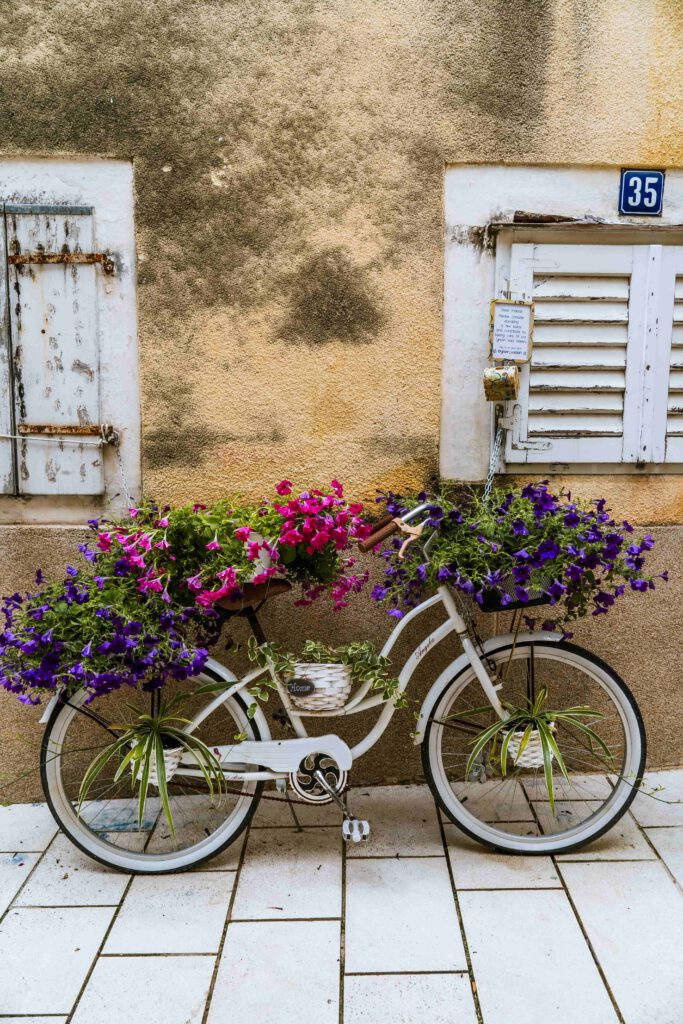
[287,663,354,711]
[132,745,183,787]
[503,725,555,769]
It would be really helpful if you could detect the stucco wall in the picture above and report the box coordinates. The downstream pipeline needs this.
[0,0,682,798]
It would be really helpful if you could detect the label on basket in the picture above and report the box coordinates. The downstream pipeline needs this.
[287,677,316,697]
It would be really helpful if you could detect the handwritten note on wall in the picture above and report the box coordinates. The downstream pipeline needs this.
[490,301,533,362]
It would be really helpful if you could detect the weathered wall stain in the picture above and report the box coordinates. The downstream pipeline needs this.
[279,248,384,344]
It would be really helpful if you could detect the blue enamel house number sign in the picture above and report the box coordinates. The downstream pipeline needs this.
[619,169,665,216]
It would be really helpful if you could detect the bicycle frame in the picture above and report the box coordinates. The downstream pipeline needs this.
[186,582,537,784]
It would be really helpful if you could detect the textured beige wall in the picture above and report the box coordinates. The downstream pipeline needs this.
[0,1,682,798]
[1,0,682,501]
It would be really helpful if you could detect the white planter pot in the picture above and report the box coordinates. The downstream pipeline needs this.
[132,745,184,788]
[287,663,354,711]
[503,724,555,769]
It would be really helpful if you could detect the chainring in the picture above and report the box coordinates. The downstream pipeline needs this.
[289,753,348,804]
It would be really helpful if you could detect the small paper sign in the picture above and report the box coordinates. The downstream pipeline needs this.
[489,300,533,363]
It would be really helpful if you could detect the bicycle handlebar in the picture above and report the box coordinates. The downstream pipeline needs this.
[357,516,400,553]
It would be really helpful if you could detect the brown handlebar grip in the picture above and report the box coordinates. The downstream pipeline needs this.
[358,518,400,553]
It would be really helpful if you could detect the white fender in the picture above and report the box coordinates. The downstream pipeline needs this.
[413,631,561,745]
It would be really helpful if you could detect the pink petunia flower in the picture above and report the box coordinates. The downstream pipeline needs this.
[330,480,343,498]
[235,526,251,542]
[206,535,221,551]
[275,480,293,496]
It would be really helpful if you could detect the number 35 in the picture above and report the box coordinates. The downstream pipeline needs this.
[626,174,659,208]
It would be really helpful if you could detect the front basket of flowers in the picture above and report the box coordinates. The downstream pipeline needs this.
[370,480,666,632]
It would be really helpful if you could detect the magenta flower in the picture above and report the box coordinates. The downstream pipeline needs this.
[186,573,204,592]
[246,541,262,561]
[330,479,343,497]
[128,507,139,519]
[275,480,293,496]
[206,535,221,551]
[235,526,251,542]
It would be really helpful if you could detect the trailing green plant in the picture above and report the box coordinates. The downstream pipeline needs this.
[247,637,404,706]
[77,692,226,835]
[452,686,615,811]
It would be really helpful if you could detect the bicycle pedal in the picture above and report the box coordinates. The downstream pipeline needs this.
[343,818,370,843]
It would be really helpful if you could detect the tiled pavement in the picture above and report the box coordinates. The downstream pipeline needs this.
[1,772,682,1023]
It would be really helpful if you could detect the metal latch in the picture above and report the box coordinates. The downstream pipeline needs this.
[8,251,116,275]
[498,404,552,452]
[18,424,119,445]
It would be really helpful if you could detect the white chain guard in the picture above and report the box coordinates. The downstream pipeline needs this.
[213,735,352,774]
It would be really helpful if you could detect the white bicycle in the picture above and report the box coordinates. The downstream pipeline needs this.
[41,504,646,873]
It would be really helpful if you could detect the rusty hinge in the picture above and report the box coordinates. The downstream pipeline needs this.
[18,424,119,445]
[8,251,116,274]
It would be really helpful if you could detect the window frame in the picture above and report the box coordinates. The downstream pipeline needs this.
[442,163,683,482]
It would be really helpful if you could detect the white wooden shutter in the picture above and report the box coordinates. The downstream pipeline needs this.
[664,247,683,462]
[5,206,104,494]
[0,214,16,493]
[505,243,654,465]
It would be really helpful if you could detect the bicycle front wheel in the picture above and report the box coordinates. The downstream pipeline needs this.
[423,640,646,855]
[41,677,263,874]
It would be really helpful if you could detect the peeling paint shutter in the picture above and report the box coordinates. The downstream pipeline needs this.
[5,206,104,495]
[0,214,16,493]
[505,243,654,465]
[664,249,683,462]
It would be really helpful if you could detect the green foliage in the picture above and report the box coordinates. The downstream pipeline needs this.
[247,637,404,707]
[452,687,614,812]
[77,693,226,835]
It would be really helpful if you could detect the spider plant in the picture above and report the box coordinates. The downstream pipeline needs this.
[77,692,226,835]
[453,687,614,812]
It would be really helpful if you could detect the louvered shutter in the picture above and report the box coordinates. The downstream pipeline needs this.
[664,248,683,462]
[504,243,650,465]
[5,206,104,494]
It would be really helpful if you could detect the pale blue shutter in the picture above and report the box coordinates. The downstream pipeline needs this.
[5,206,104,495]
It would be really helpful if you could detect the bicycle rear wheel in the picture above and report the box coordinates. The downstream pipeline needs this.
[41,676,263,874]
[423,640,646,854]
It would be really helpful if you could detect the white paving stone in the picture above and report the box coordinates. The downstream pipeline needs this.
[252,791,339,827]
[0,851,40,914]
[345,857,466,973]
[105,871,233,954]
[16,833,130,906]
[0,906,114,1014]
[629,771,683,827]
[532,804,655,860]
[452,779,535,821]
[344,972,478,1024]
[72,954,214,1024]
[523,773,613,802]
[560,860,683,1024]
[208,919,339,1024]
[459,890,619,1024]
[232,826,341,920]
[444,824,561,888]
[645,826,683,886]
[346,784,443,857]
[0,802,58,852]
[0,1019,68,1023]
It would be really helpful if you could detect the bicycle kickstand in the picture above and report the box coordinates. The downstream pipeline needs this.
[312,770,371,844]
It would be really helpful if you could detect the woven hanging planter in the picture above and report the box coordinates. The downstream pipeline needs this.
[503,725,555,769]
[287,663,354,711]
[131,744,184,787]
